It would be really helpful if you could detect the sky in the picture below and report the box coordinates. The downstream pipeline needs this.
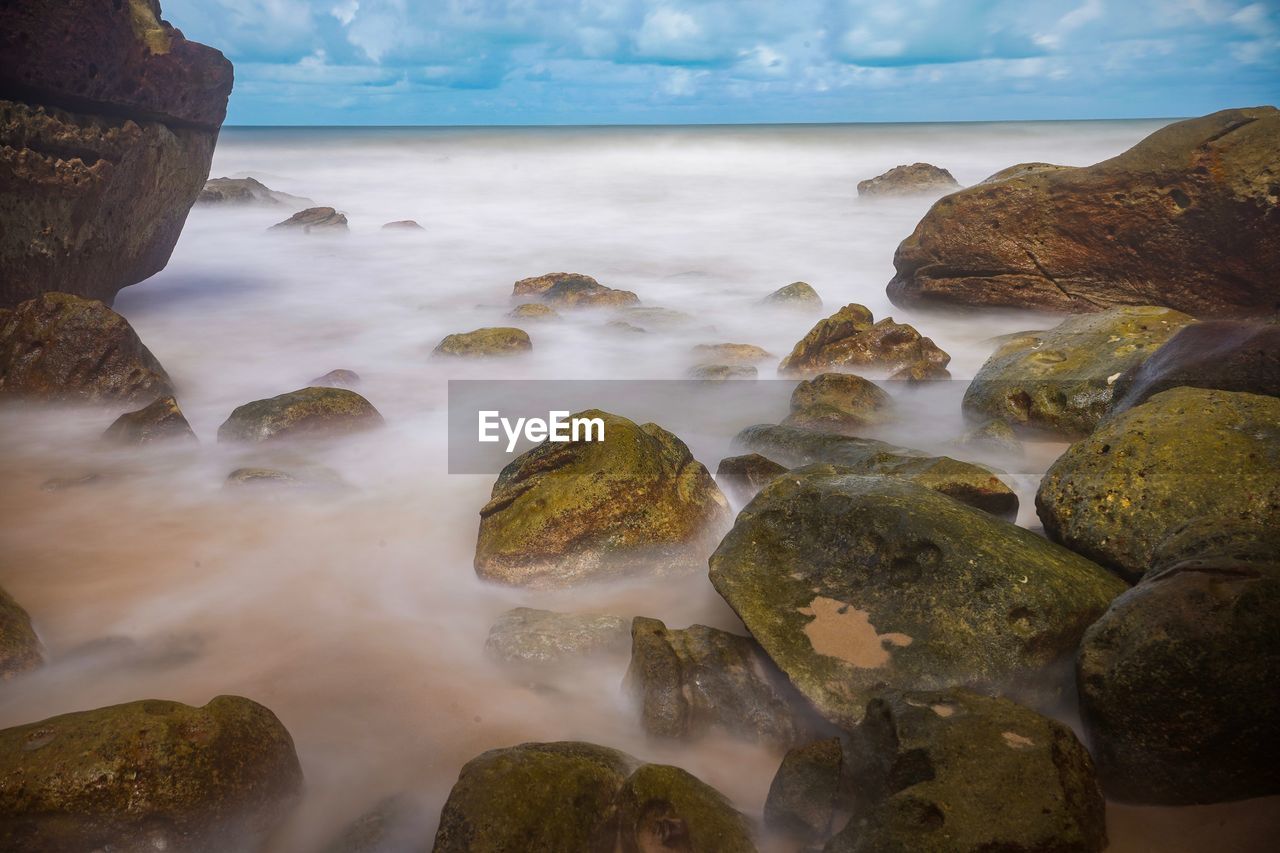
[163,0,1280,125]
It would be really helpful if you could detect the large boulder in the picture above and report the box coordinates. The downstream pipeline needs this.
[734,425,1017,519]
[709,470,1125,728]
[783,372,892,433]
[432,741,755,852]
[887,107,1280,317]
[0,585,42,680]
[432,327,531,358]
[1112,319,1280,411]
[1036,387,1280,581]
[102,395,196,445]
[624,616,816,748]
[962,306,1194,438]
[0,695,303,852]
[485,607,630,668]
[0,292,173,403]
[779,304,950,377]
[0,0,232,307]
[474,410,730,587]
[857,163,959,197]
[217,387,384,443]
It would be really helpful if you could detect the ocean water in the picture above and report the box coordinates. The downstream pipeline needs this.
[2,121,1276,850]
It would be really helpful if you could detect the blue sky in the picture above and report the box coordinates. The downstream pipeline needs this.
[164,0,1280,125]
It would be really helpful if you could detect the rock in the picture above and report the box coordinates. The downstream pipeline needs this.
[715,453,788,504]
[0,293,173,403]
[432,327,532,358]
[887,107,1280,317]
[617,306,695,329]
[857,163,960,197]
[217,387,384,443]
[760,281,822,309]
[310,368,361,389]
[102,396,196,445]
[778,303,950,377]
[709,470,1125,728]
[513,272,640,308]
[690,343,771,364]
[513,272,598,298]
[1149,517,1280,572]
[380,219,424,230]
[0,0,232,307]
[197,176,312,207]
[734,425,1018,519]
[625,616,816,748]
[888,361,951,383]
[1036,387,1280,581]
[432,742,754,853]
[475,410,730,587]
[485,608,630,668]
[1112,319,1280,411]
[980,162,1073,184]
[269,206,348,232]
[322,795,429,853]
[963,306,1195,438]
[952,418,1023,459]
[783,373,892,433]
[688,363,756,380]
[1077,530,1280,804]
[0,585,42,680]
[763,737,845,843]
[0,695,303,852]
[824,689,1106,853]
[509,303,561,321]
[606,320,646,334]
[223,466,346,491]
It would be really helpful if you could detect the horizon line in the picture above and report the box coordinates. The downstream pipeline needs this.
[223,115,1190,130]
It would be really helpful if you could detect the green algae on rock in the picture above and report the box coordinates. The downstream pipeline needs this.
[0,695,303,852]
[778,303,950,377]
[783,372,892,433]
[963,305,1194,438]
[217,387,384,443]
[760,281,823,309]
[715,452,788,504]
[475,410,730,587]
[508,303,561,321]
[433,327,532,357]
[102,395,197,445]
[0,585,42,679]
[604,762,756,853]
[710,470,1125,728]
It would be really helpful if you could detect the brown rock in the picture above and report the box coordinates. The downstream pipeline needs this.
[512,272,639,308]
[716,453,787,503]
[688,363,756,380]
[857,163,959,197]
[760,281,823,309]
[432,327,532,358]
[513,272,599,298]
[197,177,311,207]
[310,369,361,389]
[0,585,42,680]
[381,219,424,230]
[217,387,384,443]
[102,396,196,445]
[269,207,348,232]
[980,162,1074,184]
[691,343,772,364]
[783,373,892,433]
[778,303,950,377]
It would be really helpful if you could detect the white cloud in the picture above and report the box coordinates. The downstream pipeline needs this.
[330,0,359,26]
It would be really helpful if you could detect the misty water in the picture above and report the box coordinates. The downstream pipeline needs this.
[2,120,1273,850]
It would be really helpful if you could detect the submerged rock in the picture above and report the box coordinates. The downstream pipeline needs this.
[690,343,772,364]
[688,363,756,380]
[485,608,630,668]
[321,795,428,853]
[475,410,730,587]
[0,695,303,852]
[735,425,1017,519]
[102,396,196,445]
[432,327,532,357]
[1036,387,1280,581]
[625,616,816,748]
[783,373,892,433]
[380,219,424,230]
[218,387,384,443]
[514,272,639,308]
[952,418,1023,459]
[269,206,349,232]
[0,585,42,680]
[310,368,361,389]
[778,303,950,377]
[224,465,347,492]
[887,107,1280,316]
[0,0,232,307]
[197,176,312,207]
[709,470,1124,728]
[513,272,598,298]
[617,306,696,329]
[508,303,561,321]
[962,306,1194,437]
[857,163,959,197]
[715,453,787,504]
[0,293,173,403]
[760,281,823,309]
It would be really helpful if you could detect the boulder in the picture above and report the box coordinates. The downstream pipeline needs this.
[783,373,892,433]
[709,470,1125,728]
[688,364,756,380]
[857,163,960,197]
[734,425,1017,519]
[474,410,730,587]
[1036,387,1280,581]
[0,696,303,852]
[0,293,173,403]
[269,207,348,232]
[715,453,787,504]
[690,343,771,364]
[513,272,598,298]
[432,742,754,853]
[102,395,196,445]
[763,737,845,843]
[217,387,384,443]
[310,368,361,388]
[0,585,42,680]
[1112,319,1280,411]
[963,306,1194,437]
[432,327,532,358]
[1077,541,1280,806]
[887,107,1280,316]
[624,617,816,748]
[980,162,1073,184]
[197,176,312,207]
[778,304,950,377]
[508,303,561,321]
[380,219,424,230]
[513,272,639,308]
[760,281,822,309]
[0,0,232,307]
[485,607,630,668]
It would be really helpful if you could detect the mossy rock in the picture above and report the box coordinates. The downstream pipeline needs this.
[715,453,787,504]
[0,695,303,852]
[474,410,730,587]
[485,607,630,668]
[540,278,638,308]
[102,395,197,445]
[783,373,892,433]
[763,737,845,843]
[688,363,756,380]
[760,281,822,309]
[0,585,42,679]
[617,306,694,329]
[513,272,598,298]
[0,292,173,403]
[217,387,384,443]
[734,424,1017,519]
[1036,387,1280,581]
[690,343,772,364]
[779,303,950,377]
[433,327,532,357]
[604,763,756,853]
[963,306,1194,437]
[709,470,1125,728]
[951,418,1024,460]
[508,303,561,321]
